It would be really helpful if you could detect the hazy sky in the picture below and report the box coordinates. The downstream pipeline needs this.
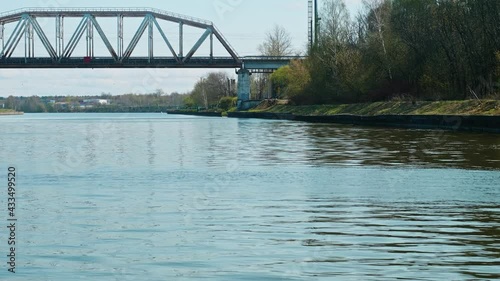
[0,0,363,97]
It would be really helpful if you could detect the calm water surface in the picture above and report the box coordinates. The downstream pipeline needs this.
[0,113,499,280]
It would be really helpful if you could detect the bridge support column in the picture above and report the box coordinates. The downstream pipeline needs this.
[117,15,123,58]
[148,16,153,62]
[56,16,64,58]
[237,68,251,110]
[267,76,273,99]
[86,17,94,57]
[25,21,34,59]
[1,22,4,55]
[179,22,183,58]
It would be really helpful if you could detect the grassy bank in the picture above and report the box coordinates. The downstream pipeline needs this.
[253,100,500,116]
[0,109,22,115]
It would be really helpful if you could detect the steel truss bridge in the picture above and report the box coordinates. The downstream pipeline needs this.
[0,8,298,70]
[0,8,301,109]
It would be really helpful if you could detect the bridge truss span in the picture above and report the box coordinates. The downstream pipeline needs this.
[0,7,241,68]
[0,7,301,110]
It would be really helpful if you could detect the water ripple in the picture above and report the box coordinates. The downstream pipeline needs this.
[0,114,498,280]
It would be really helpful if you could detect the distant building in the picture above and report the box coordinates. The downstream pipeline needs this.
[79,103,89,109]
[83,99,109,105]
[53,102,71,110]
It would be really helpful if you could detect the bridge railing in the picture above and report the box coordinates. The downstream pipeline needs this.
[146,8,213,26]
[242,56,306,60]
[0,7,213,26]
[211,25,239,59]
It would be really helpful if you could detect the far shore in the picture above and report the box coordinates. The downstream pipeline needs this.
[2,100,499,117]
[0,110,24,116]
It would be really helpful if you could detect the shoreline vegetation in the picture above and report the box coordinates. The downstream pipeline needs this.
[2,99,498,132]
[170,100,500,133]
[1,1,498,130]
[167,99,500,117]
[0,109,23,115]
[2,100,498,116]
[163,0,500,126]
[252,100,500,116]
[230,100,500,133]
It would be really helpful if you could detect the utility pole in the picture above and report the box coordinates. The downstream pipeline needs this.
[308,0,320,50]
[314,0,320,45]
[201,77,208,109]
[308,0,313,50]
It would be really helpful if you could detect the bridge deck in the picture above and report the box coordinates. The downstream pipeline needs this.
[0,57,240,69]
[0,56,302,70]
[0,8,303,71]
[0,7,212,27]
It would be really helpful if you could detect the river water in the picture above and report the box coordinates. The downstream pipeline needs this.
[0,113,498,280]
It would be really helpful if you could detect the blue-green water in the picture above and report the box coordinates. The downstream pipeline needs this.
[0,113,499,280]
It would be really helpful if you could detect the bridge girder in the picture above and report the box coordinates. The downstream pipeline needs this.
[0,8,306,110]
[0,8,241,65]
[0,8,302,72]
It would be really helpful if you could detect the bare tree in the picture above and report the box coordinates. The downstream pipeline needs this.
[258,25,293,56]
[256,25,294,99]
[190,72,231,108]
[363,0,393,80]
[314,0,353,80]
[320,0,352,45]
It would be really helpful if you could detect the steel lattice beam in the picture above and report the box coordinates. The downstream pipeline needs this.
[25,17,34,59]
[121,15,150,61]
[0,8,298,71]
[61,16,87,59]
[2,17,28,58]
[28,16,57,60]
[56,15,64,57]
[0,22,4,52]
[183,28,212,63]
[152,17,179,62]
[179,22,183,58]
[89,16,118,61]
[117,15,123,57]
[0,8,242,64]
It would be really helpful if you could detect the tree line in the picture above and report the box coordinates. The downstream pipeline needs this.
[0,91,189,113]
[1,82,238,113]
[4,0,498,111]
[1,73,238,113]
[183,71,237,111]
[272,0,500,104]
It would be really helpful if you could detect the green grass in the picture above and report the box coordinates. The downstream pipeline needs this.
[0,109,16,114]
[254,100,500,116]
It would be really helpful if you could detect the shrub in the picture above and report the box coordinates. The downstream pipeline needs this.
[218,96,237,111]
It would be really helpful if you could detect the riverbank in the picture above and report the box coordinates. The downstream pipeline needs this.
[0,110,23,116]
[253,100,500,116]
[166,110,222,117]
[228,100,500,133]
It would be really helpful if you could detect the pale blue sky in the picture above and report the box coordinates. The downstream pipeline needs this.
[0,0,362,97]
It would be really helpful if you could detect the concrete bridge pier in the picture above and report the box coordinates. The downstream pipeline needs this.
[237,68,250,110]
[237,69,250,102]
[237,68,260,110]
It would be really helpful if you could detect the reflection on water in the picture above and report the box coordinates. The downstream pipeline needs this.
[234,120,499,170]
[0,113,498,281]
[303,124,499,170]
[147,122,156,165]
[84,124,97,166]
[4,114,496,170]
[300,199,500,280]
